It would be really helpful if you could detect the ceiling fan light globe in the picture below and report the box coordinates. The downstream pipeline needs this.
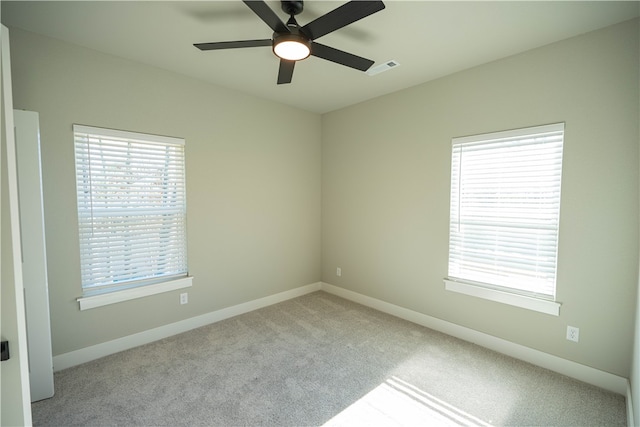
[273,34,311,61]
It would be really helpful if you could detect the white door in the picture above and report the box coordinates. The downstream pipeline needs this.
[14,109,55,402]
[1,24,33,425]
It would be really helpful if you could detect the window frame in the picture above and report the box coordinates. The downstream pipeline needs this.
[72,124,192,310]
[444,123,564,316]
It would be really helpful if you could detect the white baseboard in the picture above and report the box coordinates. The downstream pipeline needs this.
[628,380,636,427]
[320,282,629,396]
[54,280,628,400]
[53,282,322,372]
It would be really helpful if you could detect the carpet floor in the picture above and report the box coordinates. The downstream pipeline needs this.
[32,291,626,426]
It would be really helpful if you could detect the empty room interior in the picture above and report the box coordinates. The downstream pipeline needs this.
[1,1,640,425]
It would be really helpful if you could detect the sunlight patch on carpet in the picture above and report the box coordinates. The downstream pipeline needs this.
[324,376,492,426]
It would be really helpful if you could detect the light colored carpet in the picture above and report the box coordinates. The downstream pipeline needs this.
[32,291,626,426]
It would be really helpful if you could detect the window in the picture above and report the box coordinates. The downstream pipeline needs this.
[73,125,191,310]
[445,123,564,315]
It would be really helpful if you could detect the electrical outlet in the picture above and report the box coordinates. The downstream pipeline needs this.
[180,292,188,305]
[336,267,342,277]
[566,326,579,342]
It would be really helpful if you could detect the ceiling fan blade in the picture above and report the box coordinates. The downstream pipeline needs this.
[300,1,385,40]
[194,39,272,51]
[277,59,296,84]
[242,0,289,34]
[310,42,374,72]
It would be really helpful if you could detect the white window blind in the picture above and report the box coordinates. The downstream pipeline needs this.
[448,123,564,300]
[73,125,188,295]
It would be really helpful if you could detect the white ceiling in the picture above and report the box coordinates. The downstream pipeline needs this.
[2,1,639,114]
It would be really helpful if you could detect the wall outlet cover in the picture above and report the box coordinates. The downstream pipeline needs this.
[566,326,579,342]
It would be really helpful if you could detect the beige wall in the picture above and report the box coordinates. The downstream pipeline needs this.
[322,19,639,377]
[7,17,640,381]
[8,28,322,356]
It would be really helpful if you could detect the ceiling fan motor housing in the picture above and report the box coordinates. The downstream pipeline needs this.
[272,32,311,60]
[274,2,310,61]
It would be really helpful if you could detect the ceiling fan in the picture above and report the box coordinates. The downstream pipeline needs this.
[194,0,386,84]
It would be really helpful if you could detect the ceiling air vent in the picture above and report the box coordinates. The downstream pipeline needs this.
[366,60,400,76]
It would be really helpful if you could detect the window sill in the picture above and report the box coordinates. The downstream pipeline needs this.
[444,279,560,316]
[77,276,193,311]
